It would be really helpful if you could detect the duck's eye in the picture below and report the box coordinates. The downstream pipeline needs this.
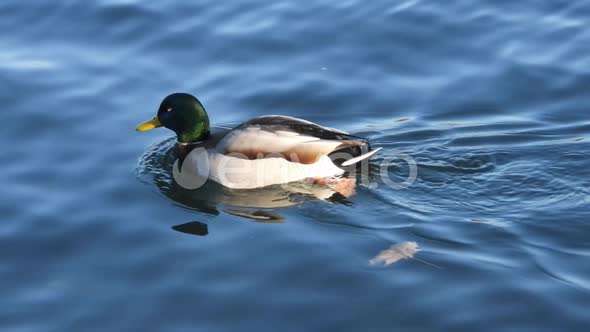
[166,108,173,112]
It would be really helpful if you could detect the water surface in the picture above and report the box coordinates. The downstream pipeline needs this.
[2,1,590,331]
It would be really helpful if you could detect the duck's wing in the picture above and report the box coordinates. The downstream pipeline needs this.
[216,115,372,164]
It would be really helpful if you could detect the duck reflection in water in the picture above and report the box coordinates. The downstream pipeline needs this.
[169,179,358,236]
[166,177,358,235]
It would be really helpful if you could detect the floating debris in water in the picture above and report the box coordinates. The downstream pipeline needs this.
[370,242,418,266]
[370,242,441,268]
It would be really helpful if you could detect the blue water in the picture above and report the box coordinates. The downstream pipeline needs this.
[2,1,590,330]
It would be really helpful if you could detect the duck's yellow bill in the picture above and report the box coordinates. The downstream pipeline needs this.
[136,116,162,131]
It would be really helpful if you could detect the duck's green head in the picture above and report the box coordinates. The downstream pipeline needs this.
[136,93,210,143]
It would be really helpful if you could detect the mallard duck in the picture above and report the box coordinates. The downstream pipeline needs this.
[137,93,381,189]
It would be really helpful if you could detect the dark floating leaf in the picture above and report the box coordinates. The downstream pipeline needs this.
[172,221,209,236]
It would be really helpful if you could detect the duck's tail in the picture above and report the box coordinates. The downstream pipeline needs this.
[341,147,382,167]
[328,138,382,168]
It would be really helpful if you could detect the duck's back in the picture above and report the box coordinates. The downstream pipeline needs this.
[179,116,378,189]
[216,115,371,164]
